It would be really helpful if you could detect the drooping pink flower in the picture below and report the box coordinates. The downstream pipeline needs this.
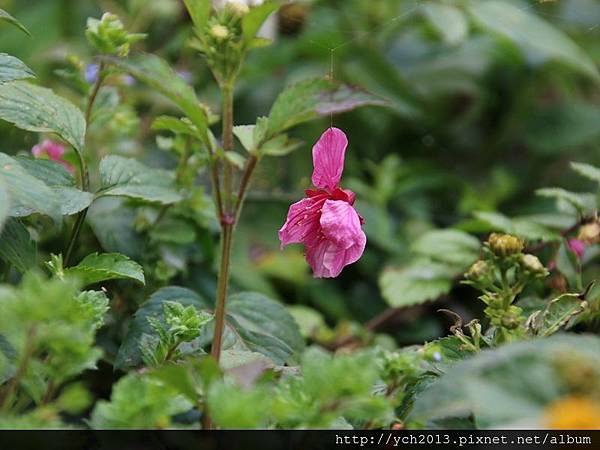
[567,238,586,260]
[279,128,366,278]
[31,139,74,173]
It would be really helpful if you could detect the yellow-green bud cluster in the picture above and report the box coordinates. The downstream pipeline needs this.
[85,13,145,57]
[466,260,489,281]
[487,233,524,257]
[520,253,546,275]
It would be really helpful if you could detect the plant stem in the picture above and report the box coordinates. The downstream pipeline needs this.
[233,154,258,222]
[1,326,35,411]
[64,63,105,266]
[209,82,236,364]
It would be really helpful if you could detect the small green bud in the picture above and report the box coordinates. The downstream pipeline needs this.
[466,260,489,280]
[210,24,230,40]
[487,233,524,257]
[521,253,546,275]
[85,12,145,56]
[500,306,523,330]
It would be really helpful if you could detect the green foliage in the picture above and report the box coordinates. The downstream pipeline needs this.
[85,13,145,57]
[97,155,182,204]
[90,373,192,429]
[64,252,145,286]
[0,54,34,83]
[0,219,36,273]
[0,8,30,35]
[408,334,600,428]
[467,0,599,80]
[0,81,86,151]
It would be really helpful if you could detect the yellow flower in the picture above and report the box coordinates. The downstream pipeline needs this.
[210,24,229,40]
[543,396,600,429]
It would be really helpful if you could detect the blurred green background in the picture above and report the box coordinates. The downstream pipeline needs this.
[2,0,600,349]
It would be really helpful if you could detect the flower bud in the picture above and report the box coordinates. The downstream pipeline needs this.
[210,24,230,40]
[487,233,524,257]
[85,12,145,56]
[465,260,489,280]
[224,0,250,16]
[577,221,600,245]
[521,254,546,274]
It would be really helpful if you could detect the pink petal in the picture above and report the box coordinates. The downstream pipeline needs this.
[278,196,326,248]
[44,141,66,160]
[311,127,348,191]
[305,199,366,278]
[567,238,585,260]
[320,199,365,249]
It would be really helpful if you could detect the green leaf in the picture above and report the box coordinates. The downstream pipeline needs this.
[115,287,210,370]
[0,9,31,35]
[152,115,202,139]
[528,293,586,337]
[183,0,211,31]
[266,78,387,139]
[0,219,36,273]
[233,125,255,151]
[14,157,93,215]
[571,162,600,186]
[412,229,480,267]
[90,373,192,429]
[242,1,279,41]
[422,3,468,45]
[473,211,558,241]
[379,262,455,308]
[0,153,61,221]
[0,54,34,84]
[64,252,145,286]
[87,197,144,260]
[225,292,304,365]
[111,54,209,143]
[467,0,599,80]
[536,187,596,214]
[0,175,8,232]
[98,155,183,204]
[525,102,600,154]
[261,134,302,157]
[0,81,86,151]
[409,334,600,427]
[224,151,246,169]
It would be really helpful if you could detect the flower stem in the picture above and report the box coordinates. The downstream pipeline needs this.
[64,63,105,266]
[209,82,236,364]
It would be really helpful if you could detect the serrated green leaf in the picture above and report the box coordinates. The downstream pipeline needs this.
[467,0,599,80]
[65,252,145,286]
[0,81,85,151]
[233,125,255,151]
[110,54,209,144]
[536,187,596,214]
[225,292,304,365]
[242,1,279,41]
[529,293,586,337]
[0,54,34,84]
[98,155,183,204]
[14,157,93,215]
[412,229,479,267]
[0,153,61,221]
[422,3,468,45]
[115,287,211,370]
[0,218,36,273]
[379,262,455,308]
[0,9,31,35]
[409,334,600,427]
[571,162,600,186]
[266,78,387,139]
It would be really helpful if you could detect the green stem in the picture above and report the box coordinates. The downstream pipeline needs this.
[1,326,35,412]
[64,62,105,266]
[209,82,236,363]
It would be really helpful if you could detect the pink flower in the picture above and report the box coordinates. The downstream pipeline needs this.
[279,128,366,278]
[31,139,74,173]
[567,238,585,260]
